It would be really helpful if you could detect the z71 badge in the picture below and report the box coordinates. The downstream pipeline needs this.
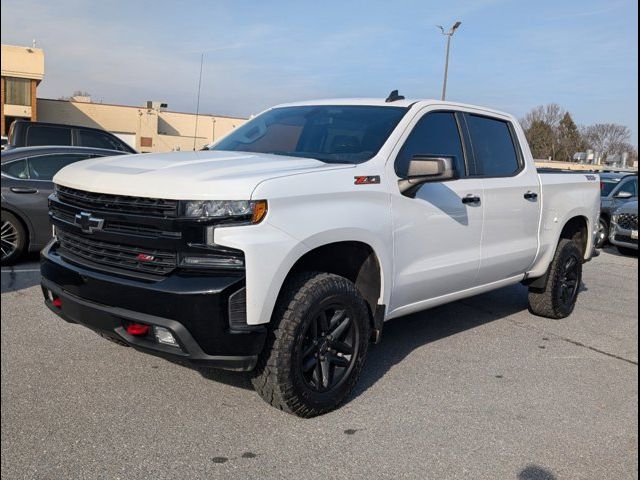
[354,176,381,185]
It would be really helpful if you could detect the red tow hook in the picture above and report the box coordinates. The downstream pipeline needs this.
[125,322,150,336]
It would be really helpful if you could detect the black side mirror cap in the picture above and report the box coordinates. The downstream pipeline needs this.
[398,155,458,197]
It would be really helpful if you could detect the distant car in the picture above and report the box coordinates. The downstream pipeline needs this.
[6,120,136,154]
[596,172,638,247]
[1,146,128,265]
[609,201,638,256]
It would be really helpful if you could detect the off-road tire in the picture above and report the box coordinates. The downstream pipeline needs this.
[528,239,583,319]
[251,272,370,418]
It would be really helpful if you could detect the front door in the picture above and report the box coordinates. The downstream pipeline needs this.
[389,110,484,313]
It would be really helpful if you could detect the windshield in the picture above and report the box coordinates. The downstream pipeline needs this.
[601,179,621,197]
[210,105,407,164]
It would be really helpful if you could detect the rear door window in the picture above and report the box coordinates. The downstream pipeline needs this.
[77,130,126,151]
[26,125,72,146]
[465,114,521,177]
[26,153,94,181]
[1,159,29,179]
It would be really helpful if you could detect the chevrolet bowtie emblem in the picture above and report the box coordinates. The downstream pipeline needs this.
[74,212,105,234]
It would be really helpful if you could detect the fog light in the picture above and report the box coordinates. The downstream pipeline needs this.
[181,256,244,268]
[153,326,179,347]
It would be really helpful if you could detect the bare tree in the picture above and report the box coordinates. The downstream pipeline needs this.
[521,104,566,160]
[521,104,564,131]
[581,123,631,160]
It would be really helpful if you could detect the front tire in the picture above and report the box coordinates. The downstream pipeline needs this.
[1,211,27,266]
[596,217,609,248]
[252,272,370,418]
[528,239,583,319]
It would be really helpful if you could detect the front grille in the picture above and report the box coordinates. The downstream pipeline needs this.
[617,213,638,231]
[57,229,177,276]
[50,204,181,239]
[56,186,179,218]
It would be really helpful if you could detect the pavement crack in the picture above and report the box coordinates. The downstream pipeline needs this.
[504,317,638,366]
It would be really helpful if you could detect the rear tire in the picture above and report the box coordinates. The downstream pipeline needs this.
[252,272,370,418]
[528,239,583,319]
[617,246,638,257]
[1,211,27,266]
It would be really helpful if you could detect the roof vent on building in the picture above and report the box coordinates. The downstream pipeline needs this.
[146,101,168,111]
[71,95,92,103]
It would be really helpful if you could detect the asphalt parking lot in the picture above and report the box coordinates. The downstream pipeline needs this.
[1,249,637,480]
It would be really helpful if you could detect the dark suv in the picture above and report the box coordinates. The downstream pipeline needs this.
[597,172,638,247]
[7,120,136,154]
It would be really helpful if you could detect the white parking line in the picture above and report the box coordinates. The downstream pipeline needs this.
[1,269,40,273]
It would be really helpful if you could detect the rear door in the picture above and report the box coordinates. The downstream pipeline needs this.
[463,113,541,284]
[389,109,484,312]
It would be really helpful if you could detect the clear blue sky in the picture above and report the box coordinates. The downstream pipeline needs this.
[2,0,638,144]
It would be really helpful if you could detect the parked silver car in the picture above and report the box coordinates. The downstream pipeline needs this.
[609,201,638,256]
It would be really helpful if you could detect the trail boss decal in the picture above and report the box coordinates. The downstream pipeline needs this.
[354,176,381,185]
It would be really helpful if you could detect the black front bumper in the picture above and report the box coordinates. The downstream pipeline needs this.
[40,243,266,371]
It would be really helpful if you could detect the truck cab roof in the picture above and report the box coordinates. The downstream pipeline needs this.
[273,97,516,120]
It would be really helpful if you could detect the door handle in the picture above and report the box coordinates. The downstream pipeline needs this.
[524,191,538,201]
[462,194,481,205]
[10,187,38,194]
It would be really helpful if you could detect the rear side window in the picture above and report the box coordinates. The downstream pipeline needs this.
[1,159,29,179]
[395,112,465,177]
[26,154,94,180]
[78,130,126,151]
[26,125,72,146]
[465,115,520,177]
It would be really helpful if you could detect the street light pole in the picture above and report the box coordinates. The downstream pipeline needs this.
[437,21,462,101]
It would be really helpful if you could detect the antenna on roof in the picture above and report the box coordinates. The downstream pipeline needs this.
[385,90,405,103]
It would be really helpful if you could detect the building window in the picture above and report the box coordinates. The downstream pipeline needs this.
[5,77,32,106]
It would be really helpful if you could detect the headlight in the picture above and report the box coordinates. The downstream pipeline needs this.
[182,200,267,223]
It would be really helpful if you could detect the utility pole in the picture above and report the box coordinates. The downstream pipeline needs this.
[437,21,462,101]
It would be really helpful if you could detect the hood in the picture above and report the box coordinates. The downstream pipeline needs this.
[53,150,352,200]
[615,201,638,215]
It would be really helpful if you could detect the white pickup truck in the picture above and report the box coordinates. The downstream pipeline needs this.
[41,94,600,417]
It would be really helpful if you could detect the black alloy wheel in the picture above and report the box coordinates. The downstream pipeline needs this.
[557,255,581,310]
[298,304,360,393]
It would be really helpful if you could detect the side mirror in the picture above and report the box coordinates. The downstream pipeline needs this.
[398,155,458,197]
[614,191,633,199]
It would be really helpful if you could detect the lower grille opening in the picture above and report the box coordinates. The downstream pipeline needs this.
[57,229,177,276]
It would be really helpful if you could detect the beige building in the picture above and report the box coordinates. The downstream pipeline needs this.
[1,44,45,136]
[37,98,246,152]
[2,43,246,151]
